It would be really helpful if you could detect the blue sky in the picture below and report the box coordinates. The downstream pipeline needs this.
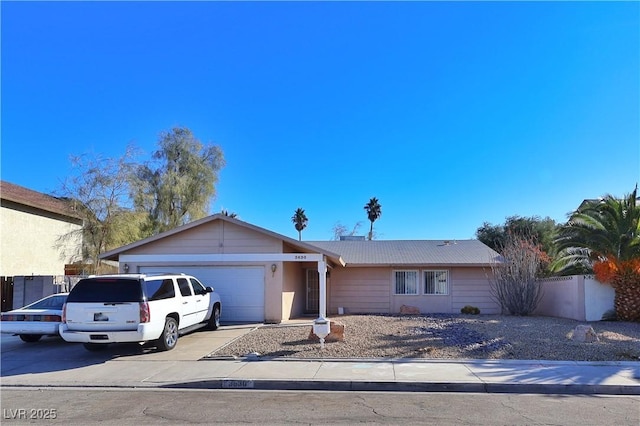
[2,1,639,241]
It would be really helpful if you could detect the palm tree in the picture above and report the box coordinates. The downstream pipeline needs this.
[364,197,382,241]
[291,208,308,241]
[553,186,640,321]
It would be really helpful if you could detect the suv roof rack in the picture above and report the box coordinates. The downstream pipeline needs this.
[139,272,187,277]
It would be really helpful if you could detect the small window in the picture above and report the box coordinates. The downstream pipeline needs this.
[424,270,449,295]
[190,278,206,295]
[177,278,192,297]
[394,271,418,295]
[147,279,176,301]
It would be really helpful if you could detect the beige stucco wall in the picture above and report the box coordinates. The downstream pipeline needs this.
[282,261,305,320]
[1,205,82,276]
[126,220,282,255]
[534,275,614,321]
[328,266,500,315]
[534,276,584,320]
[450,267,499,314]
[329,267,391,314]
[583,276,615,321]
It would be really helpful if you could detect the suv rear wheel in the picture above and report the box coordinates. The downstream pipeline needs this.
[208,305,220,330]
[157,317,178,351]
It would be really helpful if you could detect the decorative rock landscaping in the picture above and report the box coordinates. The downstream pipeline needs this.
[211,314,640,362]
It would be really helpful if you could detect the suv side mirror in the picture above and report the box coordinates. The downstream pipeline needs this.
[205,287,214,293]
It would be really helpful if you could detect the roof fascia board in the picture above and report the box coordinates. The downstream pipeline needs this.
[1,199,83,224]
[341,261,498,267]
[120,253,325,263]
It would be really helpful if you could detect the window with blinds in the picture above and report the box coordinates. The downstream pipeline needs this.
[424,270,449,295]
[394,270,418,295]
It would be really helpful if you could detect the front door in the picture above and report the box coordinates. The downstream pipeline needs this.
[305,270,319,314]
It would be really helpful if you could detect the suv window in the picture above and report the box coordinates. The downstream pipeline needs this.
[67,278,143,303]
[177,278,192,297]
[146,279,176,301]
[190,278,206,295]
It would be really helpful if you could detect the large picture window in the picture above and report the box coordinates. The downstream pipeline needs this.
[394,271,418,295]
[424,270,449,295]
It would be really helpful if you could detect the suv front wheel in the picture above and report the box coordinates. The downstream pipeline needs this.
[157,317,178,351]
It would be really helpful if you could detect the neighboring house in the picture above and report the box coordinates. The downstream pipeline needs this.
[101,214,501,323]
[0,181,83,276]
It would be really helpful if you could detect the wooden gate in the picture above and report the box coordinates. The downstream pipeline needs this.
[1,276,14,312]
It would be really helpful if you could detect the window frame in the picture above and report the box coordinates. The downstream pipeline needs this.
[177,278,193,297]
[423,270,449,295]
[189,278,207,295]
[393,270,419,295]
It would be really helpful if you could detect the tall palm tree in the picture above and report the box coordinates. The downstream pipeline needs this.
[292,208,308,241]
[553,186,640,321]
[364,197,382,241]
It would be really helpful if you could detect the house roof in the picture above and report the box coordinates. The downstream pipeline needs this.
[0,180,81,220]
[578,195,640,212]
[100,214,346,266]
[100,214,499,267]
[306,239,500,266]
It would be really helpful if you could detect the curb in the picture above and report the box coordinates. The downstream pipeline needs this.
[162,379,640,395]
[202,356,640,367]
[3,381,636,396]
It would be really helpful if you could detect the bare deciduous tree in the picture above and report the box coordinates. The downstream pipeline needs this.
[331,221,363,240]
[56,146,143,274]
[489,233,545,316]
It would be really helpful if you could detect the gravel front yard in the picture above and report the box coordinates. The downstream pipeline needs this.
[211,314,640,362]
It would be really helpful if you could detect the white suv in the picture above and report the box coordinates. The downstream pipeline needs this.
[59,273,222,352]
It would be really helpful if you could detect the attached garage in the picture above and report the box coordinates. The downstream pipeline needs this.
[99,215,344,323]
[139,265,265,323]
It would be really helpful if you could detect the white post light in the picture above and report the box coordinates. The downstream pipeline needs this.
[318,259,327,319]
[313,259,330,349]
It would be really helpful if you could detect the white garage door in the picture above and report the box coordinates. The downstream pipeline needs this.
[139,266,265,323]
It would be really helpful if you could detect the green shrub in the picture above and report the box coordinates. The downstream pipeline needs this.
[461,305,480,315]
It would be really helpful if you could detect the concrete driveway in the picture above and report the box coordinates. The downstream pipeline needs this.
[1,323,259,378]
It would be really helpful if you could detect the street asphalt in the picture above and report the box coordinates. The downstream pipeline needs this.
[1,323,638,395]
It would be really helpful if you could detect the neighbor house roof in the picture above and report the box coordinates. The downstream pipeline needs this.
[306,239,500,267]
[0,180,81,221]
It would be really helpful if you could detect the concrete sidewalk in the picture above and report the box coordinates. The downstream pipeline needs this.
[170,357,640,395]
[2,356,639,395]
[1,324,639,395]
